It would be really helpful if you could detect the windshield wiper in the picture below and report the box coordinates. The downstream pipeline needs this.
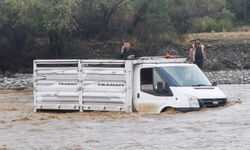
[192,84,210,87]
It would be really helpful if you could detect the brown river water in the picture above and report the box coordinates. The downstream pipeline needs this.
[0,85,249,150]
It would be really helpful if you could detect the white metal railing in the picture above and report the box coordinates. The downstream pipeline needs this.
[33,59,130,112]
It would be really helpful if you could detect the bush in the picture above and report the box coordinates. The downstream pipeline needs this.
[191,16,234,32]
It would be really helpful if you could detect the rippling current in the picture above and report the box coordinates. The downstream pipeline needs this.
[0,85,249,150]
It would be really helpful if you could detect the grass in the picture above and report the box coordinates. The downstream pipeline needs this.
[184,31,250,45]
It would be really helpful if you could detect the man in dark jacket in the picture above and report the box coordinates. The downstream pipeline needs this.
[119,41,141,60]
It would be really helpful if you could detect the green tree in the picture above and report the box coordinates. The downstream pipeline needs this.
[227,0,250,23]
[0,0,77,57]
[37,0,77,57]
[0,0,33,50]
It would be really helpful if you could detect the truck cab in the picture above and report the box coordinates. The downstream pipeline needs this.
[133,63,227,113]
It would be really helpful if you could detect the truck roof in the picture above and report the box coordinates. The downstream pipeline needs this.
[133,57,187,64]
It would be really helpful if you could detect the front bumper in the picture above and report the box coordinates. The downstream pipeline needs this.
[176,107,201,112]
[198,98,227,107]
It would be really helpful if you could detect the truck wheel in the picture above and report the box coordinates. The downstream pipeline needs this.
[161,107,178,114]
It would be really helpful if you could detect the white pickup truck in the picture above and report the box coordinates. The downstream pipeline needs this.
[33,57,227,113]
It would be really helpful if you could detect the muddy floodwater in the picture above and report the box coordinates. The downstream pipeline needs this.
[0,85,250,150]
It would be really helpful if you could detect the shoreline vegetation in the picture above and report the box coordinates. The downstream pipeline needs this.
[1,0,250,73]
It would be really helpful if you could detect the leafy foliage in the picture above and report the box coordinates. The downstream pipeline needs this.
[0,0,249,72]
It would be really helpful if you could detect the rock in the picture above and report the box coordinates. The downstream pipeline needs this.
[0,82,7,87]
[222,59,241,69]
[244,63,250,69]
[9,81,26,90]
[3,71,12,78]
[0,74,33,90]
[205,69,250,84]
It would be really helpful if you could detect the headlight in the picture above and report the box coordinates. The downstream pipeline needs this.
[187,95,200,108]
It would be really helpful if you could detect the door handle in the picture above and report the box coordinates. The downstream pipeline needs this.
[137,93,140,98]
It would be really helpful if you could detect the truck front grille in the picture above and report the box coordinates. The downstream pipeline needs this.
[198,98,227,107]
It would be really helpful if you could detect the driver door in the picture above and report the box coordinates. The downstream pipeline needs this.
[134,67,173,113]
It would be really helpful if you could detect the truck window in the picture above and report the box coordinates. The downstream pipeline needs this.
[140,68,173,96]
[141,68,153,91]
[159,66,212,87]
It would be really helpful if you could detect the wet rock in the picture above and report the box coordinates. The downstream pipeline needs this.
[244,63,250,69]
[205,69,250,84]
[3,71,12,78]
[9,81,26,90]
[0,82,7,87]
[221,59,241,69]
[0,74,33,90]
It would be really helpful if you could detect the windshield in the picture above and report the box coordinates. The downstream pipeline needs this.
[157,65,212,87]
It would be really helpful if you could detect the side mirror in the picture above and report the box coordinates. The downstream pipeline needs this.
[212,81,217,86]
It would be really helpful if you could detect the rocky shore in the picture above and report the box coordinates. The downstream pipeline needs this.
[204,69,250,84]
[0,74,33,90]
[0,70,249,90]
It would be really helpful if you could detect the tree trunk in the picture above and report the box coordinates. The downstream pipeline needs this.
[2,25,27,51]
[49,32,64,58]
[128,3,148,35]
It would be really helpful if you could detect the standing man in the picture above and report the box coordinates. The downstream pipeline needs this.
[189,38,207,70]
[119,41,141,60]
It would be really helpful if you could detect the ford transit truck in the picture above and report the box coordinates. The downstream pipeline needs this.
[33,57,227,113]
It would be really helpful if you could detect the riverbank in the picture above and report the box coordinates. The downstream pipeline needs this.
[0,74,33,90]
[0,69,249,90]
[204,69,250,84]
